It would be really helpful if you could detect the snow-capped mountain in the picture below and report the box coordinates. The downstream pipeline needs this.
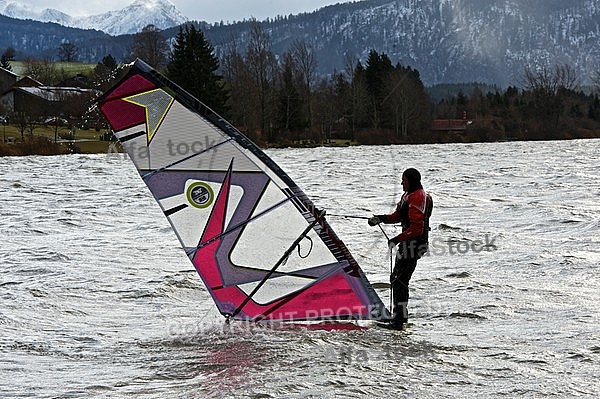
[202,0,600,86]
[2,0,599,86]
[0,0,188,35]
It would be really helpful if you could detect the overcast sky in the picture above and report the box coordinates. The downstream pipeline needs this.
[29,0,349,23]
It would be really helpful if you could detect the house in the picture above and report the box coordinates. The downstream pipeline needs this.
[431,119,470,132]
[0,66,18,94]
[12,76,43,88]
[0,65,101,122]
[1,84,100,120]
[58,74,92,89]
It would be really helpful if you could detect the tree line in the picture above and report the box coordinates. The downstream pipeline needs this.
[3,21,600,145]
[130,22,600,144]
[131,22,433,144]
[434,64,600,141]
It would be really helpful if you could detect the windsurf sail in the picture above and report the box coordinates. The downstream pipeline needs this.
[98,59,387,323]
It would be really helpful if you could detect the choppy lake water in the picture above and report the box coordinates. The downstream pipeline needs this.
[1,139,599,398]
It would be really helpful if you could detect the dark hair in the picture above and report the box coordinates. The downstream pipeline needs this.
[403,168,423,192]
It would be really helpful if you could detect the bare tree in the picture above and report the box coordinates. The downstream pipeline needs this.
[522,64,579,94]
[245,21,278,142]
[130,25,169,69]
[344,54,369,136]
[221,43,254,134]
[275,51,304,136]
[23,58,59,84]
[521,64,580,130]
[13,112,30,140]
[384,69,429,138]
[290,39,317,132]
[58,42,78,62]
[312,77,337,143]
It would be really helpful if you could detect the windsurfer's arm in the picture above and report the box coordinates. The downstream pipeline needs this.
[389,203,425,243]
[379,210,401,224]
[368,211,400,226]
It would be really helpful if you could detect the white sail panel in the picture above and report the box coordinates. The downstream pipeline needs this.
[147,102,262,172]
[230,181,337,272]
[113,124,152,171]
[158,180,244,248]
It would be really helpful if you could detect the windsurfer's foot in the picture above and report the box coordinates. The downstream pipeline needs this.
[390,320,405,330]
[376,317,406,330]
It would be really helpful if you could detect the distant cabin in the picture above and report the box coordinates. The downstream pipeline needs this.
[0,75,99,120]
[0,66,19,96]
[4,86,96,109]
[431,119,470,132]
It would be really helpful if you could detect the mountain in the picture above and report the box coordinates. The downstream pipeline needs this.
[0,14,131,62]
[199,0,600,86]
[0,0,187,35]
[1,0,599,87]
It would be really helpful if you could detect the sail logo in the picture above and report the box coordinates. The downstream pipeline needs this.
[123,88,174,145]
[187,182,214,209]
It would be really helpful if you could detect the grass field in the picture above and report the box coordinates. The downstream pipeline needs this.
[1,123,118,154]
[9,61,97,77]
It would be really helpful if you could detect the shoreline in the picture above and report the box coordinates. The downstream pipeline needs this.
[3,133,600,157]
[2,121,600,157]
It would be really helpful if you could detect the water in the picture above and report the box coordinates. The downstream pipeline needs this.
[1,139,599,398]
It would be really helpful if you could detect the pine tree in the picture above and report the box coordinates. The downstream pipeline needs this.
[166,25,229,117]
[1,47,15,71]
[92,54,119,91]
[100,54,117,71]
[0,54,11,71]
[364,50,394,128]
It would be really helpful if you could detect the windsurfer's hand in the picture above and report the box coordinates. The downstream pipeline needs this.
[368,216,381,226]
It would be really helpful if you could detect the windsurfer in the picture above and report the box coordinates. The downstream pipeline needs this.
[368,168,433,330]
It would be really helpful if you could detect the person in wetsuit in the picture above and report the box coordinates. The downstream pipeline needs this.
[368,168,433,330]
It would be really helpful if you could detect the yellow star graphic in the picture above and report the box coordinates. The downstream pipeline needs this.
[124,88,174,144]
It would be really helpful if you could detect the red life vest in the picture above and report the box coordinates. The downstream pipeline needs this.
[393,188,433,244]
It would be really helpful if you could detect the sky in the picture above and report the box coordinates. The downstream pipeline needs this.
[28,0,349,23]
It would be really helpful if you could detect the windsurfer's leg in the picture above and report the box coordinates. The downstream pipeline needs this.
[391,255,418,327]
